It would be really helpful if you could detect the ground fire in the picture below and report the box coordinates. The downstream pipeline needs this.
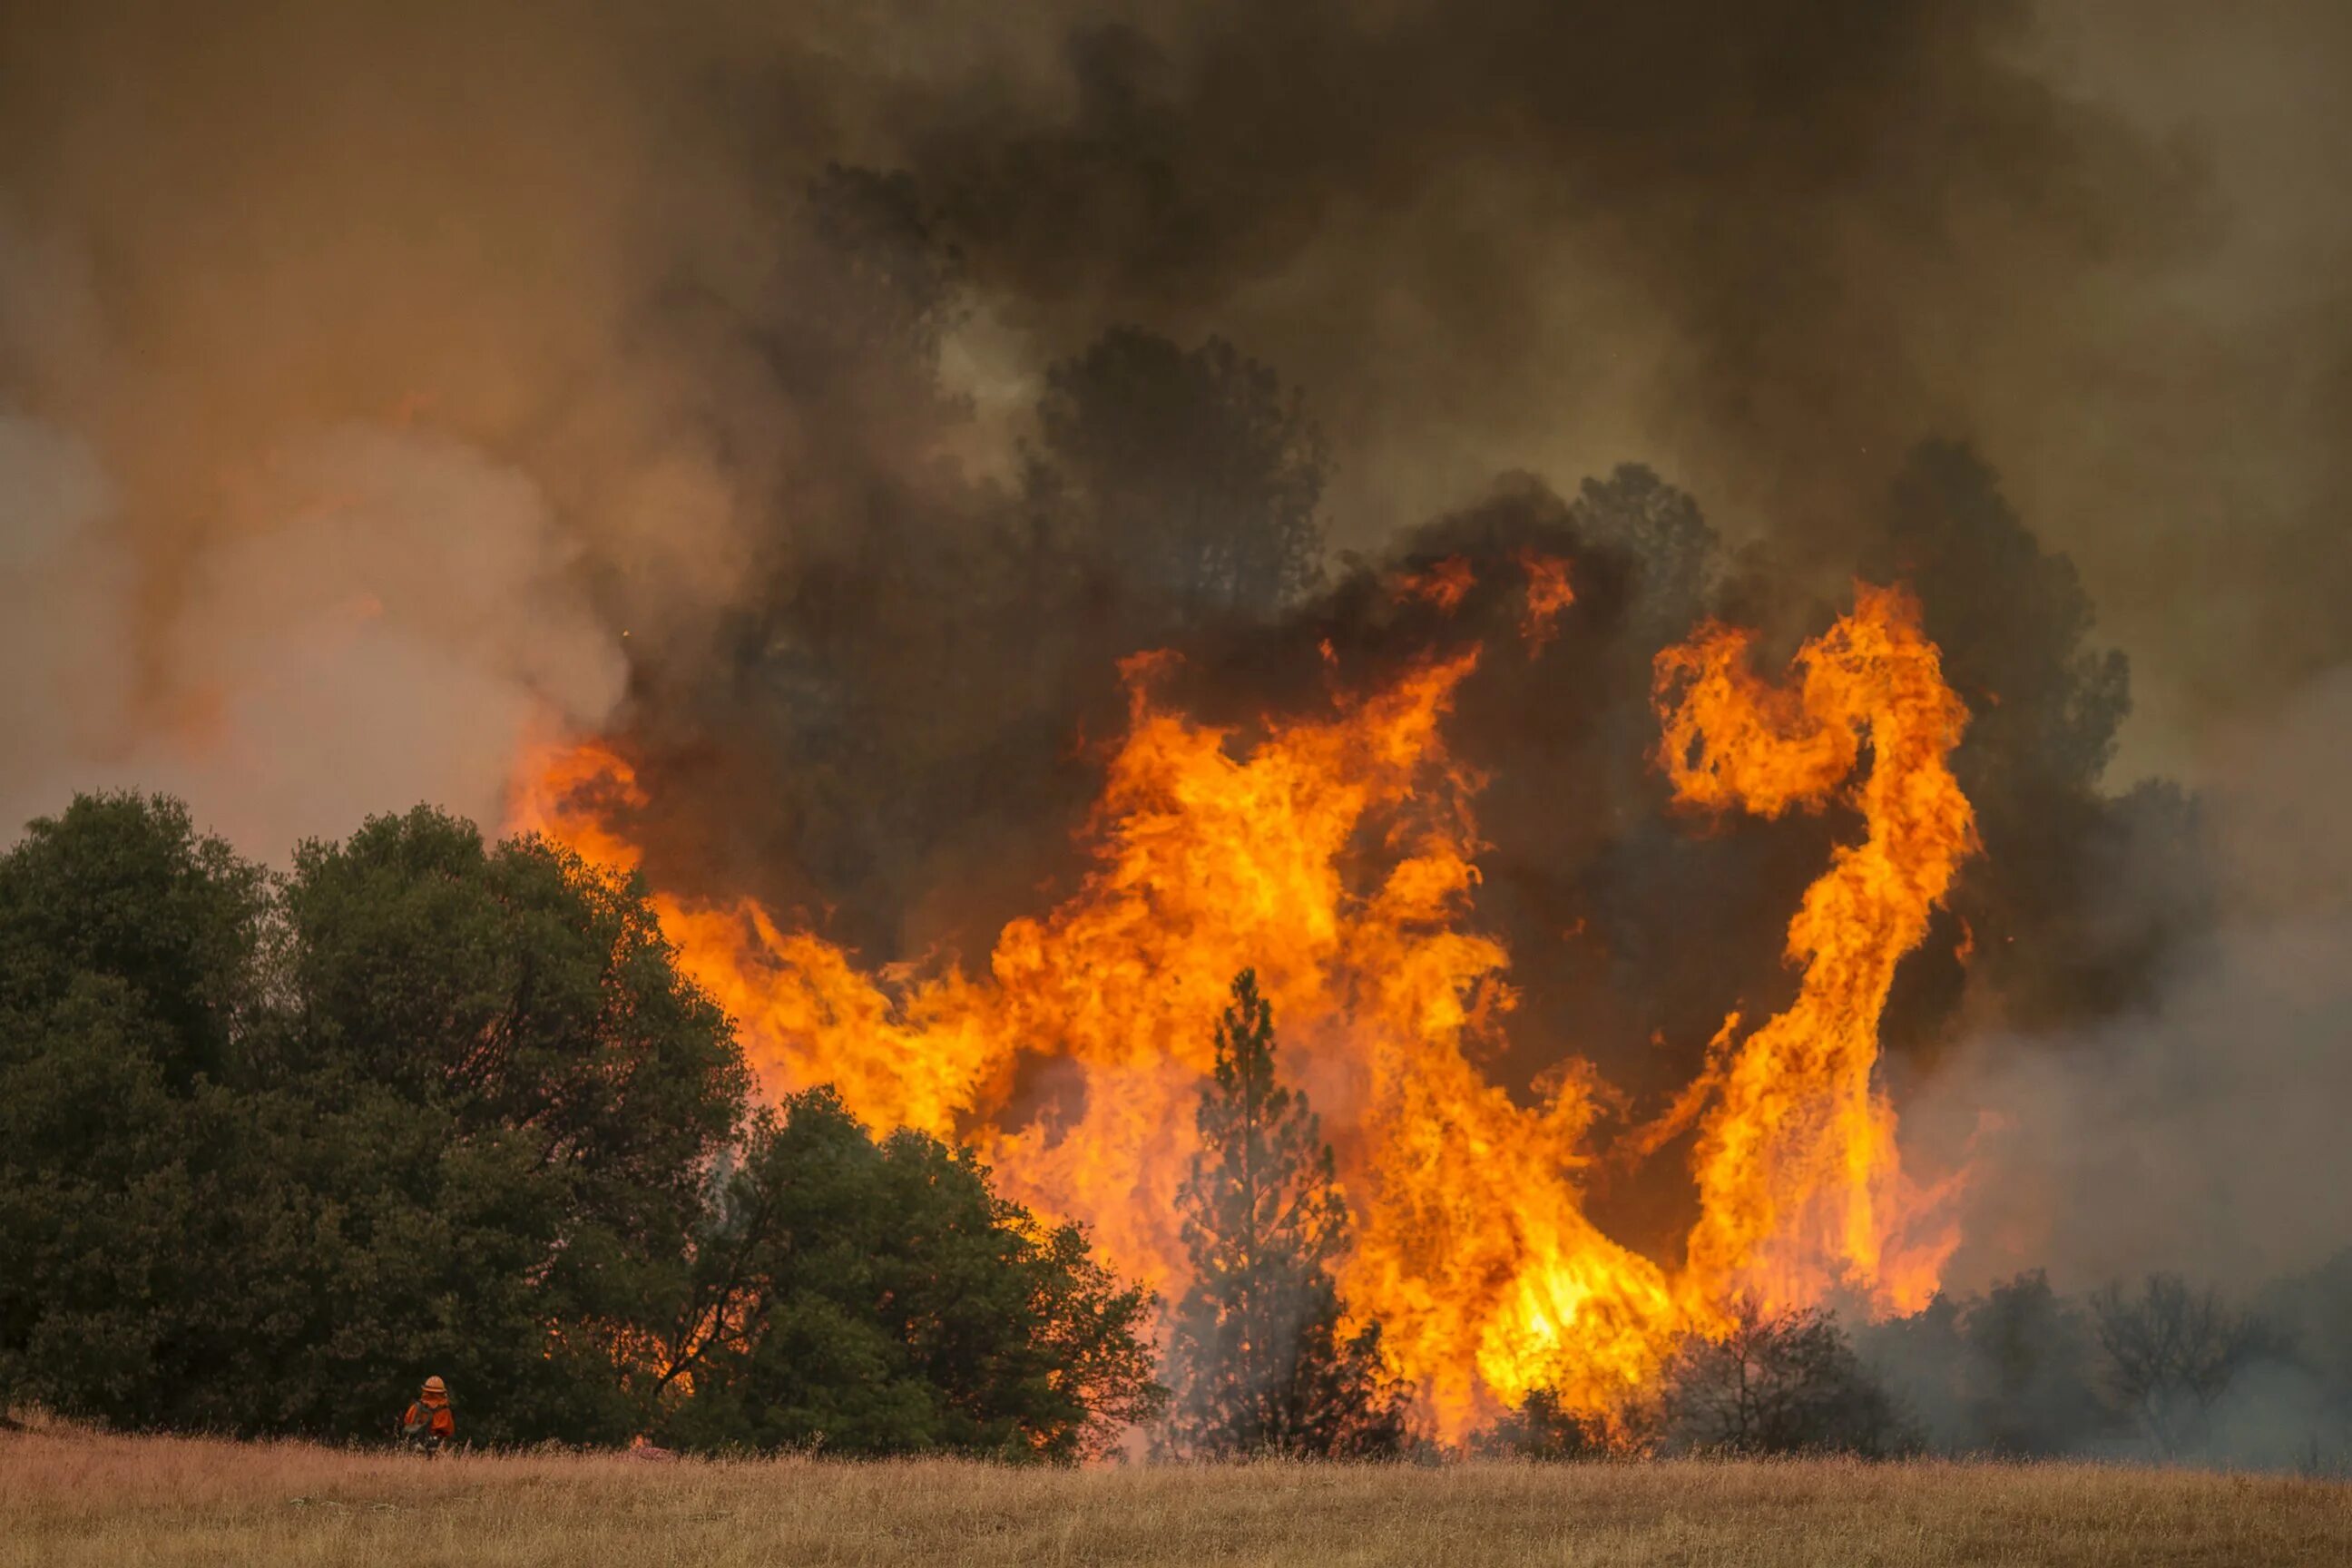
[508,573,1976,1441]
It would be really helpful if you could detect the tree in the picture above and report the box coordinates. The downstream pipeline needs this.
[0,791,267,1088]
[652,1087,1163,1460]
[0,793,1168,1453]
[1470,1387,1608,1461]
[0,795,277,1429]
[0,797,755,1445]
[1869,441,2214,1032]
[2090,1274,2275,1457]
[1658,1298,1917,1457]
[1160,970,1409,1458]
[280,807,748,1245]
[1877,441,2131,799]
[1566,463,1719,641]
[251,807,751,1444]
[1032,329,1327,621]
[1963,1270,2110,1456]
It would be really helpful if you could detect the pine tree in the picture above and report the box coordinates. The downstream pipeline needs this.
[1160,970,1409,1457]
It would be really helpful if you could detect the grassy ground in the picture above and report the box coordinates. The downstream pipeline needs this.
[4,1421,2347,1567]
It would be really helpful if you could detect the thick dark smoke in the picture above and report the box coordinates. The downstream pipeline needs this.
[907,1,2194,529]
[887,0,2352,743]
[2,0,2347,1396]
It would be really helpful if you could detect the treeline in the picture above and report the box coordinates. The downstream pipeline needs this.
[1860,1260,2352,1469]
[1478,1269,2352,1469]
[0,793,1406,1459]
[5,792,2345,1467]
[0,794,1157,1455]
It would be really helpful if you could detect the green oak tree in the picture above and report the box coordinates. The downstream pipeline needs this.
[652,1086,1162,1459]
[0,794,1163,1455]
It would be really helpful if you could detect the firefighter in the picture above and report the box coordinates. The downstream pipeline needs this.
[400,1376,456,1455]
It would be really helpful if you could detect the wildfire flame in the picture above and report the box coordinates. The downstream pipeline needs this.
[1652,583,1976,1318]
[1393,555,1475,612]
[1516,550,1575,656]
[508,579,1975,1439]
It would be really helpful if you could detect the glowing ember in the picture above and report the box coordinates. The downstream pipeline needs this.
[509,578,1975,1439]
[1393,556,1475,612]
[1515,550,1575,656]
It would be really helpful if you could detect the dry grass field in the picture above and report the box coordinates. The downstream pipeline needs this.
[4,1418,2347,1568]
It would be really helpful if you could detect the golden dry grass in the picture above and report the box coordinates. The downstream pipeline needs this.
[4,1420,2347,1567]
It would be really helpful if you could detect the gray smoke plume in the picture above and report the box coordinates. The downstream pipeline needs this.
[1916,663,2352,1296]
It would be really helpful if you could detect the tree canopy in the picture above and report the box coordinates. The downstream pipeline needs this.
[1657,1298,1917,1458]
[1033,329,1328,622]
[0,793,1156,1456]
[652,1087,1163,1460]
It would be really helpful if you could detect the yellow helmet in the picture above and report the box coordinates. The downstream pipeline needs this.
[422,1376,447,1396]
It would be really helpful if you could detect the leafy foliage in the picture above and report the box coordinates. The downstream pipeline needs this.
[237,806,753,1444]
[0,794,1156,1458]
[1160,971,1410,1458]
[652,1088,1163,1459]
[0,795,278,1428]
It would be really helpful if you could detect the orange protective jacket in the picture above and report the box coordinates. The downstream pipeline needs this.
[403,1396,455,1440]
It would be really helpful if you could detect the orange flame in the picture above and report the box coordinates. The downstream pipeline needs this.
[1515,550,1575,656]
[1652,583,1976,1318]
[1393,556,1475,612]
[511,580,1975,1439]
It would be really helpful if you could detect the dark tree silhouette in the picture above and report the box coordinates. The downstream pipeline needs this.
[1869,441,2216,1033]
[1963,1269,2111,1456]
[1659,1298,1917,1457]
[2091,1274,2275,1457]
[1033,329,1327,622]
[1566,462,1719,640]
[1160,970,1408,1457]
[1470,1387,1608,1461]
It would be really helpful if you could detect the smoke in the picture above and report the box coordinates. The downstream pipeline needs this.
[906,0,2193,526]
[1918,664,2352,1294]
[0,415,136,821]
[0,148,629,850]
[1840,651,2352,1450]
[5,2,2346,784]
[0,4,749,855]
[881,0,2352,752]
[0,411,624,853]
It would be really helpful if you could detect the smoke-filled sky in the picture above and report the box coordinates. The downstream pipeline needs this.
[2,1,2347,1290]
